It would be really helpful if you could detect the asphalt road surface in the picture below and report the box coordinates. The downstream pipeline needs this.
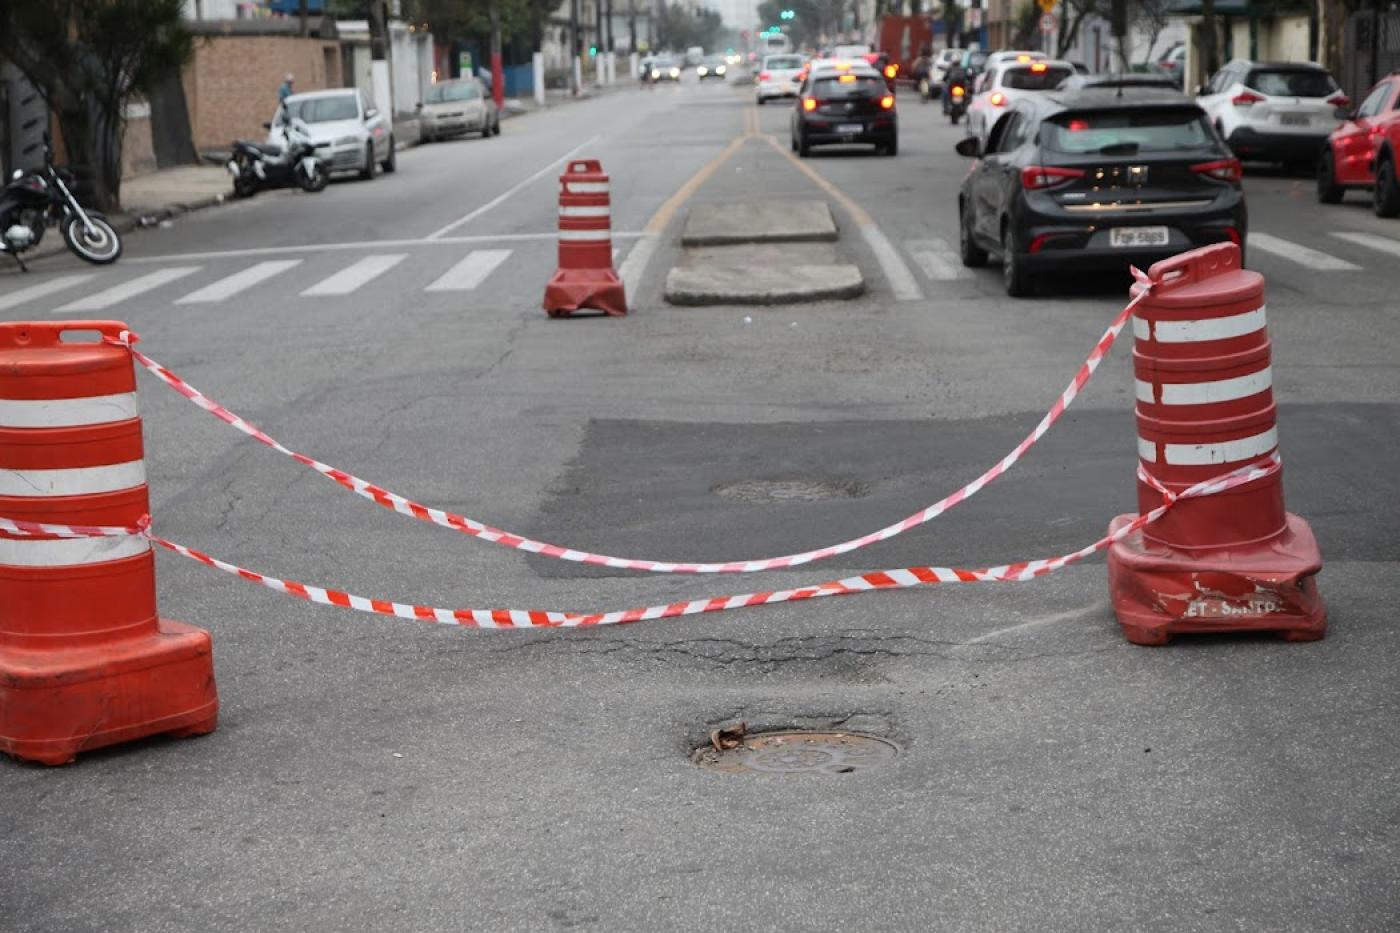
[3,76,1398,932]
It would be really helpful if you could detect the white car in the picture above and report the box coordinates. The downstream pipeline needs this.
[756,53,807,104]
[830,44,871,60]
[965,59,1075,146]
[418,77,499,141]
[1195,60,1347,166]
[270,89,394,179]
[984,50,1047,70]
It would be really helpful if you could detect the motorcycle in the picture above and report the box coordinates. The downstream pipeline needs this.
[0,134,122,271]
[227,118,329,199]
[948,81,968,125]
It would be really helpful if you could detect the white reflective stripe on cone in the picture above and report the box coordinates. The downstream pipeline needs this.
[559,206,611,218]
[1132,306,1267,343]
[1137,426,1278,466]
[0,460,146,497]
[0,534,149,568]
[558,230,612,241]
[1134,367,1272,405]
[566,182,609,194]
[0,392,140,429]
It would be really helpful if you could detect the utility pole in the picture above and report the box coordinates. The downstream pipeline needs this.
[367,0,392,117]
[489,5,505,110]
[629,0,638,55]
[571,0,583,95]
[606,0,615,53]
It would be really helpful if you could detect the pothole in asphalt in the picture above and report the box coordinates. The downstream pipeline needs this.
[693,729,900,776]
[712,479,866,503]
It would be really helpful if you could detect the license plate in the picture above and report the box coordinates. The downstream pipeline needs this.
[1110,226,1169,248]
[1280,113,1309,126]
[837,123,863,133]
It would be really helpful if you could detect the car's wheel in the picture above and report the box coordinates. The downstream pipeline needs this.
[883,136,898,157]
[959,202,988,268]
[1317,150,1344,204]
[1001,224,1032,298]
[798,131,810,158]
[382,136,396,173]
[950,109,961,125]
[757,95,766,106]
[1375,155,1400,217]
[492,115,502,136]
[360,142,376,181]
[790,132,797,152]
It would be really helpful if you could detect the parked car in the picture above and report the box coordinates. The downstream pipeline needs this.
[756,53,807,104]
[791,61,898,157]
[955,89,1247,297]
[270,89,394,179]
[1195,60,1348,167]
[1318,72,1400,214]
[966,59,1077,147]
[1156,44,1186,88]
[418,77,499,141]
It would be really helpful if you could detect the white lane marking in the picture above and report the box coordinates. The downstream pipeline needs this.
[0,535,149,568]
[1248,233,1360,271]
[1137,426,1278,465]
[618,236,658,301]
[301,254,407,296]
[1135,367,1272,405]
[0,460,147,497]
[0,274,95,313]
[861,225,924,301]
[424,250,512,292]
[1331,230,1400,257]
[122,232,647,265]
[1132,306,1265,343]
[907,238,972,281]
[425,135,601,239]
[55,267,200,313]
[175,260,302,304]
[0,392,140,428]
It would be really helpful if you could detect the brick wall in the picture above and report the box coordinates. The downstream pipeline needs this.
[183,35,343,151]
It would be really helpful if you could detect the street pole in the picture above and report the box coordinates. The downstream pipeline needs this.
[489,5,505,110]
[571,0,582,95]
[1372,0,1383,88]
[367,0,393,117]
[628,0,638,55]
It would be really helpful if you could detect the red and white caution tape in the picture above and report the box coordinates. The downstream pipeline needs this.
[103,270,1152,574]
[2,455,1277,628]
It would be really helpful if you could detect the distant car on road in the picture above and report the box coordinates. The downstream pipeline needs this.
[1195,60,1348,168]
[1156,44,1186,88]
[791,61,898,157]
[965,60,1076,147]
[1318,72,1400,214]
[756,53,806,104]
[955,89,1247,297]
[1058,72,1183,93]
[649,57,682,82]
[270,88,394,179]
[930,47,964,93]
[418,78,499,141]
[696,55,728,80]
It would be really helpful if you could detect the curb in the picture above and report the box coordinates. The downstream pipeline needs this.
[664,264,865,306]
[119,194,228,233]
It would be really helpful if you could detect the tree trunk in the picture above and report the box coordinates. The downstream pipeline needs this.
[1110,0,1129,71]
[1200,0,1220,77]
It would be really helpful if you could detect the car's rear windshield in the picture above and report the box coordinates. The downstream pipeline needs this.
[1043,108,1213,154]
[426,82,480,103]
[1002,65,1073,90]
[766,55,803,70]
[285,95,358,123]
[1245,68,1337,98]
[813,75,885,98]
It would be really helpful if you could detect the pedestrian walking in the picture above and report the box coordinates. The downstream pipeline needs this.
[278,73,295,102]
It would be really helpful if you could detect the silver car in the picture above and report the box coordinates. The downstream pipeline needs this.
[418,78,500,141]
[269,88,394,179]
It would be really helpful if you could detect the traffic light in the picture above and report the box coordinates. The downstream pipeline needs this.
[780,9,795,19]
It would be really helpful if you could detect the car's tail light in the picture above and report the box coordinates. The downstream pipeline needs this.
[1067,118,1090,131]
[884,64,897,79]
[803,97,817,112]
[990,92,1006,106]
[1191,158,1243,183]
[1030,62,1047,73]
[951,85,965,98]
[1020,165,1085,190]
[759,71,771,81]
[880,95,895,110]
[1327,93,1351,108]
[1231,91,1264,106]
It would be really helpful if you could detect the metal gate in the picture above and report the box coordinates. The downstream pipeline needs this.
[1343,10,1400,100]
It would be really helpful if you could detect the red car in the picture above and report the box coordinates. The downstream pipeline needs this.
[1318,73,1400,215]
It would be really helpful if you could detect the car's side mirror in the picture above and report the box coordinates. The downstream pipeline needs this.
[1195,85,1209,96]
[365,107,379,119]
[955,136,981,158]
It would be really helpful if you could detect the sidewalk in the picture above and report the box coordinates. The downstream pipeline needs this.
[119,164,231,227]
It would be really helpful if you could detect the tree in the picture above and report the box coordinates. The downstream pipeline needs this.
[1133,0,1171,64]
[0,0,193,211]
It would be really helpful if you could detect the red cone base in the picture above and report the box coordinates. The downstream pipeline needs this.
[1106,513,1327,646]
[0,619,218,766]
[544,270,627,318]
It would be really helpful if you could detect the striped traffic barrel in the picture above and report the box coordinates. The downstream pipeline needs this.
[543,159,627,316]
[0,320,217,766]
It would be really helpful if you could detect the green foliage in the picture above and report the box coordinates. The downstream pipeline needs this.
[656,5,724,52]
[399,0,557,47]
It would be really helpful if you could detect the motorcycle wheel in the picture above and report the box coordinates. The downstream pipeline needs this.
[299,162,330,193]
[62,213,122,264]
[950,110,962,125]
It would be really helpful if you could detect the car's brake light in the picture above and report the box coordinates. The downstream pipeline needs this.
[1231,91,1264,106]
[1327,93,1351,108]
[1067,118,1090,131]
[759,71,771,81]
[880,95,895,110]
[884,64,898,79]
[803,97,817,112]
[990,92,1006,106]
[1030,62,1047,73]
[1020,165,1085,190]
[1191,158,1243,183]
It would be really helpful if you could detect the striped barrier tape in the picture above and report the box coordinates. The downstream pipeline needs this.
[100,269,1156,575]
[0,455,1281,629]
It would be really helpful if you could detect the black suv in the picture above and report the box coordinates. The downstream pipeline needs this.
[956,89,1247,296]
[790,63,898,157]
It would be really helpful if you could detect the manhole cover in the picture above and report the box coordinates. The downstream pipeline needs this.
[693,731,899,775]
[713,480,864,503]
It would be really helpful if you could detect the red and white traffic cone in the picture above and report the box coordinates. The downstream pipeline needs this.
[543,159,627,317]
[1106,244,1327,646]
[0,321,218,766]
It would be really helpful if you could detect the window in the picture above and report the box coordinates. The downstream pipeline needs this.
[765,55,803,70]
[812,76,884,98]
[1245,68,1339,98]
[1043,109,1214,154]
[284,94,360,123]
[1358,81,1392,117]
[426,81,481,103]
[1002,66,1074,91]
[987,113,1021,154]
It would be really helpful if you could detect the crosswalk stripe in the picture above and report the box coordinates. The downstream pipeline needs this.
[55,267,200,313]
[1248,233,1360,271]
[175,260,302,304]
[1330,231,1400,258]
[0,273,95,313]
[907,239,972,281]
[301,254,406,296]
[424,250,511,292]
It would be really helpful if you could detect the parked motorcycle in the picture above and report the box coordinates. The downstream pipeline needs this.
[0,135,122,271]
[948,81,968,125]
[227,118,329,199]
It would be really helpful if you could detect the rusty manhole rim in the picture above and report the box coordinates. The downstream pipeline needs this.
[692,729,900,775]
[712,479,866,503]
